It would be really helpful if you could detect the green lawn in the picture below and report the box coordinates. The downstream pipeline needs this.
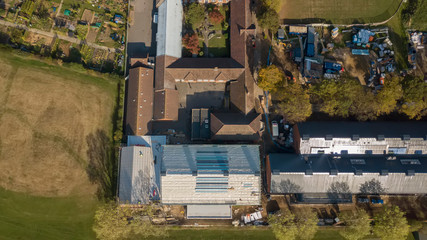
[0,188,99,240]
[208,35,229,57]
[280,0,402,24]
[408,0,427,31]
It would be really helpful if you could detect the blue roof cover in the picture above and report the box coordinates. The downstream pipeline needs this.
[306,44,314,57]
[162,145,260,175]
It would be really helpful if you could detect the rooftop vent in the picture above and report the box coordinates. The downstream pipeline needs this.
[325,134,333,140]
[352,134,360,140]
[350,159,366,165]
[387,156,397,161]
[406,170,415,176]
[330,169,338,175]
[192,171,198,176]
[403,135,411,140]
[305,169,313,175]
[355,169,363,175]
[365,150,373,154]
[254,171,260,176]
[160,171,166,176]
[341,150,348,155]
[377,135,385,141]
[415,150,423,154]
[272,169,280,175]
[400,159,421,165]
[224,170,229,176]
[380,169,389,176]
[302,134,310,140]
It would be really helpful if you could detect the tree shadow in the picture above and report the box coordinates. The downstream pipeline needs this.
[327,181,352,202]
[359,178,385,195]
[278,179,302,193]
[86,129,115,200]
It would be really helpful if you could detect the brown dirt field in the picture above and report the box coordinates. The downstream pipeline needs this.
[25,32,54,46]
[331,48,370,85]
[81,9,94,23]
[58,41,72,56]
[86,28,98,43]
[0,58,115,197]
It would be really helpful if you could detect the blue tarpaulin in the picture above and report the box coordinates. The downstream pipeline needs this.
[351,49,369,55]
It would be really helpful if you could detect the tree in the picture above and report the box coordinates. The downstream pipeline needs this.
[268,210,319,240]
[209,8,224,24]
[185,3,205,28]
[375,77,403,116]
[182,33,200,55]
[268,210,298,240]
[257,8,279,31]
[399,76,427,119]
[339,209,371,240]
[276,83,312,123]
[257,65,284,92]
[373,206,410,240]
[295,209,319,240]
[261,0,282,12]
[93,203,167,240]
[350,88,378,121]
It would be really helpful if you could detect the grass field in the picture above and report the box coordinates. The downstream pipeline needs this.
[0,46,119,238]
[0,47,117,196]
[408,0,427,31]
[0,188,98,240]
[279,0,402,24]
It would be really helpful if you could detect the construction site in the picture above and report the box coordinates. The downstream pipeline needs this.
[274,25,406,88]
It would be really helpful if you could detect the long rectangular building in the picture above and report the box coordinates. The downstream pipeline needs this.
[294,122,427,155]
[267,154,427,196]
[161,145,261,206]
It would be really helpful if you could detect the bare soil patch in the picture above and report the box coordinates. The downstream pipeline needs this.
[0,57,115,197]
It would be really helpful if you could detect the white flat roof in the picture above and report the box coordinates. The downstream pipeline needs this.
[187,205,232,219]
[156,0,182,58]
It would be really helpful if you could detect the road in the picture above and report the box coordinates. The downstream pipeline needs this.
[127,0,157,59]
[0,19,118,52]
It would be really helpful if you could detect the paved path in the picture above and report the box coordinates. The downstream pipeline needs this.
[127,0,156,59]
[0,19,118,52]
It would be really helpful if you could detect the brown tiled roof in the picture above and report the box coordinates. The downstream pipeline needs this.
[153,89,179,121]
[210,112,261,141]
[155,55,178,90]
[230,0,250,66]
[165,58,244,82]
[125,66,154,136]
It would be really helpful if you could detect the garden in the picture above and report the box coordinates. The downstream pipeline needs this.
[182,3,230,58]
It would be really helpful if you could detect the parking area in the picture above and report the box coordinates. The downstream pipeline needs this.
[127,0,157,60]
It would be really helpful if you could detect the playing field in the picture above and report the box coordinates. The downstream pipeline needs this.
[280,0,402,24]
[0,48,117,196]
[0,47,118,239]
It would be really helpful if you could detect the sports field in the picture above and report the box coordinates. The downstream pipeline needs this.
[280,0,402,24]
[0,47,118,239]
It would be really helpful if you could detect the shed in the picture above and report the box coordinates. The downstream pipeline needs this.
[64,9,71,16]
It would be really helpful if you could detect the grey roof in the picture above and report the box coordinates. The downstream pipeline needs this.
[156,0,182,58]
[269,154,427,174]
[297,121,427,139]
[269,154,427,194]
[162,145,260,175]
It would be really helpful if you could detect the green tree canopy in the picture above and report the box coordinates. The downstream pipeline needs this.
[276,83,312,124]
[295,209,319,240]
[258,65,284,92]
[399,76,427,119]
[268,210,298,240]
[339,209,371,240]
[375,77,403,116]
[257,7,279,31]
[268,210,319,240]
[260,0,282,12]
[373,206,410,240]
[185,3,206,28]
[93,203,167,240]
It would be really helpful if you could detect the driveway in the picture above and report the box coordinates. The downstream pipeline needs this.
[127,0,157,59]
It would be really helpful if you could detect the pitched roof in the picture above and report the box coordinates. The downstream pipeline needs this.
[166,58,245,82]
[153,89,179,120]
[230,0,250,66]
[156,0,182,58]
[125,66,154,136]
[211,112,261,141]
